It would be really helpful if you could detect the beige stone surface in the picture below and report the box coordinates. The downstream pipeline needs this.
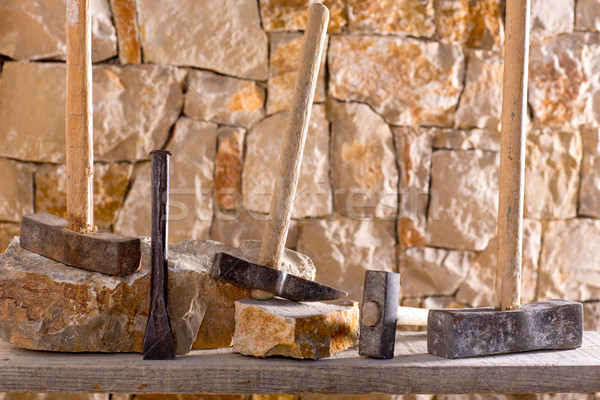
[34,163,133,229]
[114,118,217,243]
[0,62,183,163]
[455,220,542,308]
[426,150,499,252]
[243,106,331,219]
[435,0,504,49]
[347,0,435,37]
[576,0,600,31]
[329,101,398,219]
[137,0,267,80]
[0,394,109,400]
[433,129,500,152]
[109,0,142,64]
[579,126,600,218]
[184,70,265,129]
[253,395,297,400]
[233,298,358,359]
[328,36,464,126]
[529,32,600,127]
[0,0,116,62]
[258,0,346,33]
[134,396,246,400]
[530,0,574,43]
[393,127,434,248]
[538,219,600,302]
[214,127,245,213]
[524,129,582,219]
[0,159,34,223]
[455,50,503,131]
[296,218,396,301]
[584,302,600,330]
[301,395,432,400]
[267,32,327,115]
[0,223,20,254]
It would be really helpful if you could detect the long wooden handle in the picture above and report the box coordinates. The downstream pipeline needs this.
[396,306,429,327]
[65,0,94,233]
[257,4,328,269]
[496,0,530,310]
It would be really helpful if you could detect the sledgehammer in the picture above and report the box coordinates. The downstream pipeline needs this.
[19,0,141,276]
[427,0,583,358]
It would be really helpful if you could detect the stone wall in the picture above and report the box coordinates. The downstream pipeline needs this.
[0,0,600,397]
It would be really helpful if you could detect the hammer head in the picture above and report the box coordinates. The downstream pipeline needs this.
[359,270,400,359]
[427,300,583,358]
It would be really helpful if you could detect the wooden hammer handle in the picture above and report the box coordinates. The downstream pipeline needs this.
[396,306,429,327]
[496,0,530,310]
[257,4,328,269]
[65,0,94,233]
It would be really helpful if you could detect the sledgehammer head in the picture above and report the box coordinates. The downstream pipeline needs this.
[427,300,583,359]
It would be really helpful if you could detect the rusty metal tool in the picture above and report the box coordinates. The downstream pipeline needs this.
[427,0,583,359]
[212,4,341,301]
[19,0,140,276]
[143,150,176,360]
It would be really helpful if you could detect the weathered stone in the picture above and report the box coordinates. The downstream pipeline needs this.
[579,126,600,218]
[529,32,600,127]
[302,394,432,400]
[435,0,504,49]
[0,159,34,223]
[252,395,298,400]
[427,149,499,251]
[455,50,503,131]
[137,0,267,80]
[524,128,582,219]
[455,219,542,307]
[109,0,142,64]
[423,296,464,310]
[134,396,246,400]
[0,394,108,400]
[393,127,434,248]
[329,101,398,219]
[347,0,435,37]
[0,223,20,254]
[0,0,116,62]
[296,218,396,301]
[34,163,133,229]
[433,129,500,152]
[583,302,600,330]
[0,62,183,163]
[398,247,474,297]
[243,106,331,219]
[114,118,217,243]
[328,36,464,126]
[214,127,245,213]
[258,0,346,33]
[233,298,358,359]
[530,0,574,43]
[184,70,265,129]
[267,32,326,115]
[576,0,600,31]
[538,219,600,302]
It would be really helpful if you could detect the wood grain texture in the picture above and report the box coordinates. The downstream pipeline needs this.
[0,332,599,394]
[496,0,530,310]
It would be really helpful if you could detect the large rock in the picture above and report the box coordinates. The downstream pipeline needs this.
[426,149,499,252]
[538,219,600,302]
[0,223,20,254]
[455,50,503,131]
[576,0,600,31]
[0,159,34,223]
[184,70,265,129]
[114,118,217,243]
[137,0,268,80]
[267,32,327,115]
[393,127,434,248]
[109,0,141,64]
[34,163,133,229]
[579,126,600,218]
[530,0,574,43]
[214,127,245,213]
[0,62,183,163]
[524,128,582,219]
[329,101,398,219]
[296,218,396,301]
[433,129,500,152]
[258,0,346,33]
[0,0,116,62]
[328,35,464,126]
[243,106,331,219]
[347,0,435,37]
[529,32,600,127]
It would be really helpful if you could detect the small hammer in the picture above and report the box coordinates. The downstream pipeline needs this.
[19,0,140,276]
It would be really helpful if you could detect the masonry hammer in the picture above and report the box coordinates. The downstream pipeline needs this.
[19,0,141,276]
[211,4,346,302]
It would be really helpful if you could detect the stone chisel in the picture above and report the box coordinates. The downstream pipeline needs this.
[19,0,141,276]
[427,0,583,359]
[143,150,176,360]
[212,4,345,302]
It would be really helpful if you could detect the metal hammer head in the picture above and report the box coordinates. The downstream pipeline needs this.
[211,252,347,302]
[359,270,400,359]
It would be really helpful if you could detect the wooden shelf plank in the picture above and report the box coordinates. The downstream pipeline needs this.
[1,332,599,395]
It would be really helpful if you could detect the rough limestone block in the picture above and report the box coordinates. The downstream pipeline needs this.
[576,0,600,31]
[0,224,19,253]
[0,159,34,223]
[530,0,574,43]
[214,127,246,213]
[579,126,600,218]
[584,302,600,331]
[433,129,500,152]
[258,0,346,33]
[233,299,359,359]
[347,0,435,37]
